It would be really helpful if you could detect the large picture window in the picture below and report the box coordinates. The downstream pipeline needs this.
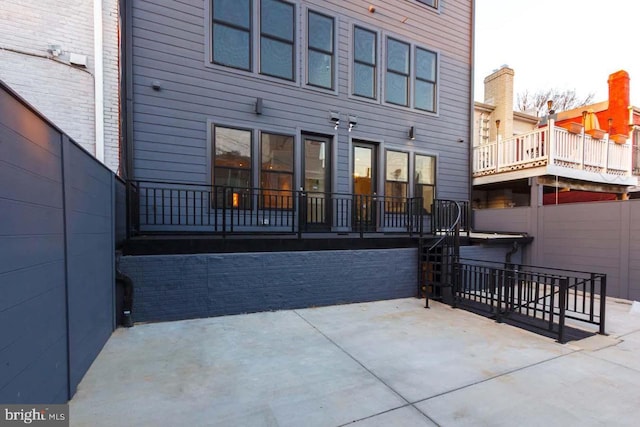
[213,126,252,208]
[415,47,437,112]
[260,0,295,80]
[212,0,252,70]
[353,26,377,99]
[307,11,335,89]
[385,150,409,199]
[415,154,436,213]
[385,38,410,106]
[261,133,294,209]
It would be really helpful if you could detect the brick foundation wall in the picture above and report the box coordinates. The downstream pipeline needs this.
[119,249,418,323]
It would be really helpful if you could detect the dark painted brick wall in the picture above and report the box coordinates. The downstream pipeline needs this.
[119,248,418,323]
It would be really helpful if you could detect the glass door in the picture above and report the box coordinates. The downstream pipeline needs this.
[353,142,377,231]
[302,135,331,230]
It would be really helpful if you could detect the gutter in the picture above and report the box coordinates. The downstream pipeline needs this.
[94,0,105,162]
[468,0,476,230]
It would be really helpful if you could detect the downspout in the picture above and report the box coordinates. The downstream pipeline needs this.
[94,0,105,162]
[468,0,476,231]
[505,241,519,268]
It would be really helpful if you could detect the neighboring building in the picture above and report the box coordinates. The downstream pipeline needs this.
[472,67,638,209]
[118,0,476,321]
[0,0,121,173]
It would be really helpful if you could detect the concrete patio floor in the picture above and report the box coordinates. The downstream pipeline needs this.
[70,297,640,426]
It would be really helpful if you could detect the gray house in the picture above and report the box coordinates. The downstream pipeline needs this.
[119,0,476,321]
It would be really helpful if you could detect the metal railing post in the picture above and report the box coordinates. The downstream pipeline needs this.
[359,195,364,239]
[599,275,607,335]
[222,187,227,238]
[558,277,568,343]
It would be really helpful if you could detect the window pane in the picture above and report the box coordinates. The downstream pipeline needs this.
[213,25,250,69]
[214,168,251,188]
[415,80,435,112]
[386,151,408,182]
[261,133,293,172]
[308,50,333,88]
[354,63,375,98]
[308,12,333,52]
[386,72,408,106]
[260,37,293,79]
[385,181,407,199]
[415,155,435,184]
[387,38,409,74]
[417,0,437,8]
[354,27,375,64]
[416,48,436,80]
[261,0,293,41]
[261,172,293,208]
[417,185,435,214]
[215,127,251,169]
[213,0,251,29]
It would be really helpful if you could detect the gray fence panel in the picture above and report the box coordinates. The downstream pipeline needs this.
[0,81,116,403]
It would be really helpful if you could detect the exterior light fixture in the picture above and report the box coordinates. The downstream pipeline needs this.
[547,100,555,115]
[348,115,357,132]
[255,97,263,115]
[409,126,416,140]
[330,111,340,130]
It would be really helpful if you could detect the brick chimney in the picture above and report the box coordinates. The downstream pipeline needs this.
[607,70,630,137]
[484,66,515,141]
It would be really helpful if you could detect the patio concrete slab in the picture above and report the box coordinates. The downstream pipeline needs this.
[70,297,640,426]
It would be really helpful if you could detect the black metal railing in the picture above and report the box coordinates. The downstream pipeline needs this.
[420,199,465,307]
[431,199,470,235]
[129,180,426,237]
[453,259,606,343]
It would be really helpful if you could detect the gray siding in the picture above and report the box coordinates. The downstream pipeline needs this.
[129,0,472,201]
[119,248,418,322]
[0,82,116,403]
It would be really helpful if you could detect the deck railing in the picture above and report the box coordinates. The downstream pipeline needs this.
[453,259,606,343]
[473,120,633,178]
[129,180,427,237]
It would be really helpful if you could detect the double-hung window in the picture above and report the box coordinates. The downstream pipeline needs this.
[415,47,437,112]
[415,154,436,213]
[353,27,377,99]
[260,133,294,209]
[307,11,335,89]
[212,0,252,71]
[385,38,410,106]
[385,150,409,199]
[213,126,252,209]
[260,0,295,80]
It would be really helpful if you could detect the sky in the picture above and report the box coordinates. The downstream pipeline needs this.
[474,0,640,105]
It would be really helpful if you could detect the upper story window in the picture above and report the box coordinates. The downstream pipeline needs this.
[384,36,438,113]
[415,47,437,112]
[307,11,335,89]
[212,0,252,71]
[416,0,438,8]
[385,38,410,106]
[353,26,377,99]
[260,0,295,80]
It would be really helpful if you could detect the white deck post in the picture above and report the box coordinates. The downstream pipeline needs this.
[547,119,555,166]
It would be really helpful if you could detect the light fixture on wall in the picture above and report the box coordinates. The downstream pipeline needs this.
[408,126,415,140]
[151,80,161,91]
[348,115,357,132]
[330,111,340,130]
[255,97,263,115]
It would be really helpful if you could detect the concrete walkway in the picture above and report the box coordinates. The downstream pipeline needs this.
[70,298,640,426]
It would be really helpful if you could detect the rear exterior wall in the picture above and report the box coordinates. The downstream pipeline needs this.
[128,0,472,201]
